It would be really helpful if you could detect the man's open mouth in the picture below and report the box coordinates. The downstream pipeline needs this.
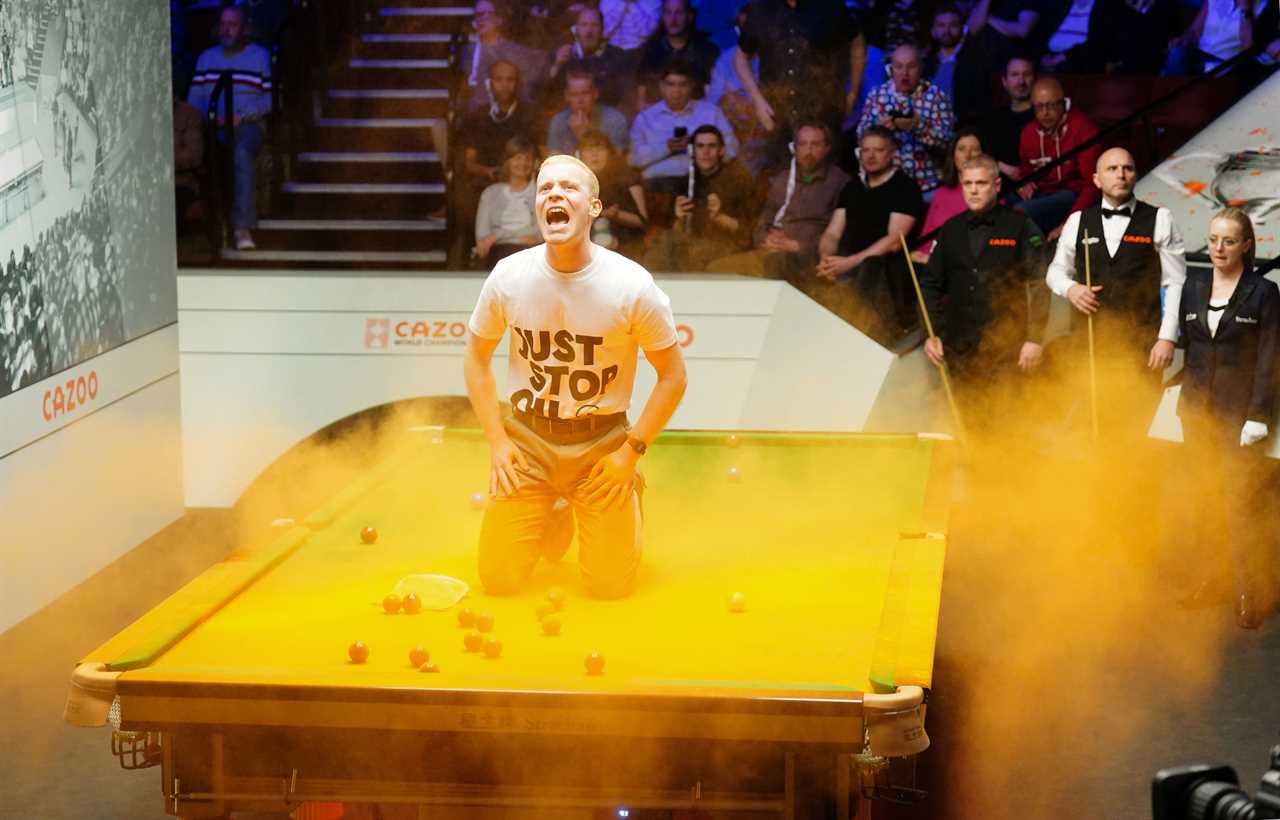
[546,207,571,226]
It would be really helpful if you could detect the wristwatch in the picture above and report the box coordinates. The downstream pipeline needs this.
[626,437,648,456]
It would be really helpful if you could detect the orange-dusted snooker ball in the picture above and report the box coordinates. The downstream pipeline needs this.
[348,641,369,664]
[728,592,746,613]
[584,651,605,675]
[535,602,555,620]
[360,526,378,544]
[727,433,740,448]
[457,607,476,627]
[402,593,422,615]
[541,615,562,636]
[546,587,567,611]
[482,636,503,659]
[419,661,440,673]
[475,611,495,632]
[409,646,430,667]
[382,594,402,614]
[463,631,483,652]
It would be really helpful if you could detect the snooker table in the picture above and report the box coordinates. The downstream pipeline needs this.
[66,428,953,819]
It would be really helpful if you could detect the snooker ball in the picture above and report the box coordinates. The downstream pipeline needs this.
[419,661,440,673]
[402,593,422,615]
[726,466,741,483]
[546,587,567,611]
[535,602,555,621]
[727,592,746,613]
[463,631,484,652]
[541,615,562,636]
[382,594,402,614]
[727,433,740,448]
[348,641,369,664]
[584,651,605,675]
[482,636,503,659]
[457,607,476,628]
[360,526,378,544]
[408,645,430,668]
[470,492,487,510]
[475,611,495,632]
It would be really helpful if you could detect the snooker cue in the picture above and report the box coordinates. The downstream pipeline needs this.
[900,235,967,446]
[1083,228,1099,441]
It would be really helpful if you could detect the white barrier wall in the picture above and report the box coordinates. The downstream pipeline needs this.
[177,271,927,508]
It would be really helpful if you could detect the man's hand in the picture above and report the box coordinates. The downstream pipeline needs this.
[489,435,529,496]
[877,114,896,129]
[753,95,776,131]
[892,114,919,132]
[476,233,498,259]
[705,192,722,220]
[569,109,592,138]
[998,161,1020,179]
[1066,283,1103,314]
[673,195,694,220]
[1018,341,1043,372]
[763,229,800,253]
[1148,339,1175,371]
[553,42,574,68]
[602,202,621,220]
[666,135,690,154]
[582,445,640,510]
[1017,181,1037,200]
[1040,52,1067,70]
[1047,224,1064,241]
[924,336,945,366]
[815,253,857,279]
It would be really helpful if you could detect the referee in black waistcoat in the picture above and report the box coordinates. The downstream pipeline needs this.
[921,153,1050,425]
[1045,147,1187,439]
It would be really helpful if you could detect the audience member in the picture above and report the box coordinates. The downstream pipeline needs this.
[918,127,986,254]
[814,125,924,342]
[458,60,541,188]
[927,5,990,125]
[734,0,864,167]
[1016,76,1101,237]
[636,0,721,104]
[545,6,631,107]
[172,94,205,230]
[600,0,664,51]
[643,124,760,270]
[547,68,631,154]
[977,55,1036,180]
[966,0,1041,67]
[1037,0,1174,73]
[707,122,850,279]
[857,0,929,114]
[578,130,649,255]
[186,5,272,251]
[629,61,738,193]
[474,137,541,268]
[460,0,550,112]
[1165,0,1270,73]
[705,4,767,172]
[856,44,955,196]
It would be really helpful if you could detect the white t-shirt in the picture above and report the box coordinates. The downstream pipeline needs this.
[1199,0,1268,62]
[468,244,678,419]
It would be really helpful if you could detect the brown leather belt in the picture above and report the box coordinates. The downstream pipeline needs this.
[512,409,627,445]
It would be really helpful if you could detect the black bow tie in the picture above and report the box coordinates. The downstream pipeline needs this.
[1101,206,1132,219]
[969,215,994,228]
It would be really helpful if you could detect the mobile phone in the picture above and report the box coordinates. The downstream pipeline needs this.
[888,110,909,119]
[673,126,688,138]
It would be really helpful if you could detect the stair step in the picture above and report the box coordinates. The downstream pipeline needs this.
[299,150,442,162]
[276,191,446,218]
[259,218,445,230]
[306,127,439,151]
[379,6,475,16]
[317,116,445,128]
[324,94,449,118]
[332,67,455,88]
[282,182,447,194]
[221,248,448,264]
[350,57,450,69]
[294,158,444,184]
[249,221,450,252]
[329,88,449,99]
[363,33,453,42]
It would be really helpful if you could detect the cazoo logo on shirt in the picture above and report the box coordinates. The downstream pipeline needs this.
[364,317,470,349]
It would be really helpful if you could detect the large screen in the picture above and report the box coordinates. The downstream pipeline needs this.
[0,0,176,400]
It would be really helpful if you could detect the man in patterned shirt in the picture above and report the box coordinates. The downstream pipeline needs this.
[856,44,954,197]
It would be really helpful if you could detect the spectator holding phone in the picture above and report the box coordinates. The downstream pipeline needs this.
[629,60,738,193]
[856,44,954,197]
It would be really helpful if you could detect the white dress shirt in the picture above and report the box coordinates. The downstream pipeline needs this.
[1045,198,1187,342]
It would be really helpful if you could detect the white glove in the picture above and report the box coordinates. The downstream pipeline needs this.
[1240,420,1269,447]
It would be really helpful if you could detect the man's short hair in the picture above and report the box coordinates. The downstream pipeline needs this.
[564,65,597,86]
[860,125,898,147]
[959,154,1000,178]
[691,124,725,144]
[661,59,695,81]
[489,58,520,80]
[220,3,247,23]
[932,4,962,20]
[540,153,601,198]
[1005,52,1036,75]
[794,120,833,145]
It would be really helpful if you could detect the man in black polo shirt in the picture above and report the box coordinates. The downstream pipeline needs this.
[811,125,923,344]
[733,0,865,169]
[921,153,1049,419]
[1045,146,1187,439]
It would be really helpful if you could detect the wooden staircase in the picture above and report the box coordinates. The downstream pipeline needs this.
[224,1,472,269]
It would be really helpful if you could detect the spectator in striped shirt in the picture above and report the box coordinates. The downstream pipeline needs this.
[187,5,273,251]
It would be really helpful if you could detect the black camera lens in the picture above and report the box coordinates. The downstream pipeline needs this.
[1187,781,1257,820]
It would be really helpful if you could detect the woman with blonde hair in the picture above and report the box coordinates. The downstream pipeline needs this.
[1176,207,1279,628]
